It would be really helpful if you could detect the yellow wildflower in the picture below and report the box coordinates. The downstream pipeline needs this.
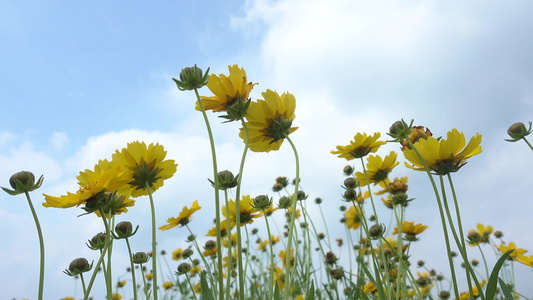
[331,132,386,160]
[355,151,399,185]
[159,200,202,230]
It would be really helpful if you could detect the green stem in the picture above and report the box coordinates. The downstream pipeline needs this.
[125,238,138,300]
[193,87,224,300]
[522,136,533,151]
[146,183,159,300]
[283,136,300,300]
[24,191,45,300]
[359,158,380,225]
[263,213,275,299]
[406,139,461,300]
[80,273,87,296]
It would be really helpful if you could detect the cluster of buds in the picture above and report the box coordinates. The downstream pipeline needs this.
[273,176,289,192]
[342,177,360,202]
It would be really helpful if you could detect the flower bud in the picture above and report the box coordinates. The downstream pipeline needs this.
[182,248,194,259]
[275,176,289,187]
[343,177,358,189]
[253,195,273,211]
[325,252,338,265]
[209,170,239,190]
[388,119,414,142]
[187,234,196,242]
[295,190,307,201]
[417,260,425,267]
[3,171,44,195]
[173,65,210,91]
[416,276,428,287]
[132,252,150,264]
[87,232,107,250]
[315,197,322,204]
[506,121,532,142]
[272,182,283,192]
[329,268,344,280]
[439,290,450,299]
[343,165,353,175]
[369,224,384,239]
[343,189,356,201]
[204,240,216,250]
[467,231,481,244]
[471,259,479,266]
[64,257,93,276]
[494,230,503,238]
[278,196,292,209]
[177,262,191,275]
[115,221,138,239]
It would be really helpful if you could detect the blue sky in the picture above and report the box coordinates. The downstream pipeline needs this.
[2,0,533,299]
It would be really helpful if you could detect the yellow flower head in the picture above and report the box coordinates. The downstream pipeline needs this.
[331,132,386,161]
[393,221,428,241]
[116,280,126,288]
[162,281,174,290]
[112,141,177,197]
[458,280,486,300]
[159,200,202,230]
[172,248,183,261]
[240,89,298,152]
[400,125,433,150]
[111,293,122,300]
[43,159,134,216]
[345,205,363,230]
[498,242,528,261]
[355,151,399,186]
[279,248,295,269]
[467,223,493,246]
[403,129,482,175]
[198,64,257,112]
[206,220,229,237]
[222,195,262,227]
[375,177,408,195]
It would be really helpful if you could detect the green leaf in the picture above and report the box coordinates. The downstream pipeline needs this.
[486,249,514,299]
[200,271,214,300]
[498,277,514,300]
[305,281,315,300]
[274,282,281,300]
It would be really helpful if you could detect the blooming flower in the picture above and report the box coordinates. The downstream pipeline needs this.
[402,129,482,175]
[467,223,493,246]
[344,205,364,230]
[331,132,386,160]
[43,159,134,216]
[392,221,428,241]
[374,177,408,195]
[172,248,183,261]
[198,64,257,112]
[498,242,528,261]
[112,141,177,197]
[159,200,202,230]
[355,151,399,186]
[457,280,486,300]
[239,89,298,152]
[279,248,295,268]
[162,281,174,290]
[222,195,263,227]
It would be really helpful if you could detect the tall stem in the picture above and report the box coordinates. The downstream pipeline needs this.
[283,136,300,300]
[125,238,138,300]
[146,184,158,300]
[24,191,45,300]
[193,87,224,299]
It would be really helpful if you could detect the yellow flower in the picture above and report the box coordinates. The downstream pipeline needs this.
[189,265,202,276]
[403,129,482,175]
[375,177,408,195]
[111,293,122,300]
[194,282,202,294]
[112,141,177,197]
[355,151,399,186]
[206,220,229,238]
[257,239,269,251]
[516,254,533,267]
[400,125,433,150]
[498,242,528,261]
[331,132,386,160]
[263,203,278,217]
[364,282,377,294]
[239,89,298,152]
[198,64,257,112]
[145,273,153,280]
[296,295,305,300]
[61,298,75,300]
[222,195,262,227]
[467,223,493,246]
[43,159,134,216]
[172,248,183,261]
[279,249,295,268]
[393,221,428,241]
[162,281,173,290]
[457,280,486,300]
[159,200,202,230]
[116,280,126,288]
[345,205,363,230]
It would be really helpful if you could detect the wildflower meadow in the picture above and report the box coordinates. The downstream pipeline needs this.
[4,63,533,300]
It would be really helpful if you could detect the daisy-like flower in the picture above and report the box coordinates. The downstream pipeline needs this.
[467,223,493,246]
[355,151,399,186]
[222,195,263,227]
[498,242,528,261]
[162,281,174,290]
[198,64,257,112]
[112,141,177,197]
[239,89,298,153]
[400,125,433,150]
[331,132,386,160]
[344,205,364,230]
[159,200,202,230]
[279,248,295,268]
[43,159,134,216]
[206,220,229,237]
[171,248,183,261]
[402,129,482,175]
[457,280,486,300]
[392,221,428,241]
[516,254,533,267]
[375,177,408,195]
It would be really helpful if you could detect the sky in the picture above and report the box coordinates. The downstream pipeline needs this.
[1,0,533,299]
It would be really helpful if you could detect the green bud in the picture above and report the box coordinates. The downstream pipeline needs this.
[132,252,150,264]
[439,290,451,299]
[343,177,358,189]
[275,176,289,187]
[64,257,93,276]
[182,248,194,259]
[315,197,322,204]
[505,121,532,142]
[204,240,216,250]
[252,194,273,211]
[208,170,239,190]
[176,262,191,275]
[369,224,385,239]
[173,65,210,91]
[387,119,414,142]
[87,232,107,250]
[343,165,353,175]
[2,171,44,195]
[114,221,139,239]
[278,196,292,209]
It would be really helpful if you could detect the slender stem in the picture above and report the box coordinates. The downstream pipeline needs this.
[146,183,159,300]
[263,213,275,299]
[84,215,112,299]
[234,118,250,300]
[359,157,380,225]
[24,191,45,300]
[405,139,461,299]
[184,274,199,300]
[283,136,300,300]
[193,87,224,300]
[223,191,233,300]
[522,136,533,151]
[80,273,87,296]
[125,238,138,300]
[140,264,150,300]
